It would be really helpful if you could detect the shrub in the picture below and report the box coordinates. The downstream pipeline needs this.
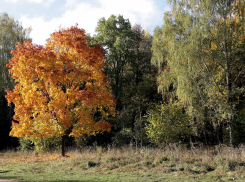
[19,137,61,151]
[146,102,191,146]
[18,138,34,151]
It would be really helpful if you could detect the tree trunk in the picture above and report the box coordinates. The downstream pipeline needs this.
[227,118,233,147]
[223,7,233,147]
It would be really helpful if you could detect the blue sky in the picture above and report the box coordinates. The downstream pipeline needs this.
[1,0,170,45]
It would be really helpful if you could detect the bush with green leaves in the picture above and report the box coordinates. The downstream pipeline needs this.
[18,138,34,151]
[146,102,191,146]
[19,137,61,151]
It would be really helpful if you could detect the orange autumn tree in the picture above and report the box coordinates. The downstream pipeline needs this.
[5,25,115,156]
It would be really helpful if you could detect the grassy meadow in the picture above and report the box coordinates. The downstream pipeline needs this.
[1,145,245,181]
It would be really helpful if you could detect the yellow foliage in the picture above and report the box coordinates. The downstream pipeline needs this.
[6,25,115,140]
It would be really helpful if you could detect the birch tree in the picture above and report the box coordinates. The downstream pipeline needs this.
[152,0,245,145]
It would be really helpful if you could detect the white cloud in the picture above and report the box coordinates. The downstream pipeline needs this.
[65,0,77,7]
[20,0,165,45]
[6,0,54,6]
[28,0,42,3]
[43,0,55,7]
[6,0,19,2]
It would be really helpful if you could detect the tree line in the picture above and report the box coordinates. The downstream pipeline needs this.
[0,0,245,152]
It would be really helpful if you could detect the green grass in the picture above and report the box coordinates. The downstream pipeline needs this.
[1,145,245,181]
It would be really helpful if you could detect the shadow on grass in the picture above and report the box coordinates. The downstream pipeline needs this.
[0,177,103,182]
[0,175,19,181]
[52,181,103,182]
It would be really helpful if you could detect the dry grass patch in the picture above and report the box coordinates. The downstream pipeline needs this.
[1,145,245,181]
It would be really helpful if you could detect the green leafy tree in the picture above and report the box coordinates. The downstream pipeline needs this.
[95,15,134,102]
[151,0,245,145]
[0,13,31,149]
[118,25,160,146]
[94,16,161,145]
[146,101,191,146]
[0,13,31,91]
